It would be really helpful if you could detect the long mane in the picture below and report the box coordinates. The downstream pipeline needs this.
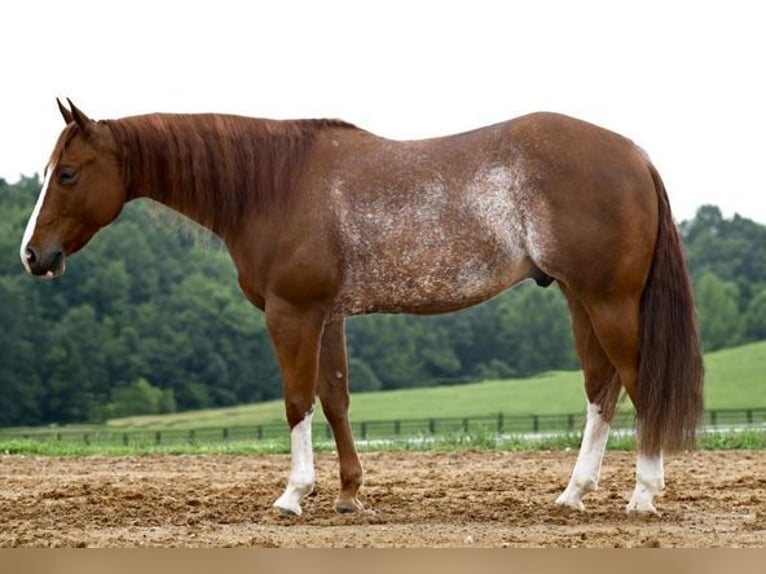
[105,114,357,236]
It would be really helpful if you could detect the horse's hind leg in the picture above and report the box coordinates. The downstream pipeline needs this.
[317,319,364,513]
[555,287,622,511]
[581,293,665,514]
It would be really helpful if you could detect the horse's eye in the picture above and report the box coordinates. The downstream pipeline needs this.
[58,168,79,186]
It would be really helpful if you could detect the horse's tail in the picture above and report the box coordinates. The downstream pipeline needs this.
[637,162,704,455]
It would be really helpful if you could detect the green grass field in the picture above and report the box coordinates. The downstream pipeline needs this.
[106,340,766,431]
[2,428,766,456]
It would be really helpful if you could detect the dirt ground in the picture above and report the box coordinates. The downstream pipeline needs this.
[0,450,764,547]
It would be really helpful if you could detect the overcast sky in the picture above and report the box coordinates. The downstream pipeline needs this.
[2,0,763,223]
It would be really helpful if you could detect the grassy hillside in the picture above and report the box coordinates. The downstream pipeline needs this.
[107,340,766,430]
[702,340,766,408]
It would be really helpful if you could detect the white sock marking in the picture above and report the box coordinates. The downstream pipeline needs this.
[556,402,610,510]
[20,163,54,273]
[273,409,315,516]
[627,451,665,514]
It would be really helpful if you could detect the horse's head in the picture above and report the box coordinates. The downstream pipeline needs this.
[20,99,126,279]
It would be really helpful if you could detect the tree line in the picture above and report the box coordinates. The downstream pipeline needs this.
[1,176,765,426]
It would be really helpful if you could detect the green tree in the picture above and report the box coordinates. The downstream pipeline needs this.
[682,205,766,309]
[745,288,766,341]
[0,277,44,426]
[347,315,428,389]
[108,377,165,418]
[694,270,744,351]
[348,358,383,392]
[496,283,577,376]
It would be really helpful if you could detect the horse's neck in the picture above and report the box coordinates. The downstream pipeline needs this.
[113,114,327,239]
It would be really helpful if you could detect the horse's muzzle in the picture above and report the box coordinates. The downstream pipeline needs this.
[23,245,66,279]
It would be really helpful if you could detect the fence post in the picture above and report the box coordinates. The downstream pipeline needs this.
[710,411,718,427]
[747,410,753,425]
[325,423,332,439]
[83,434,90,446]
[361,422,367,440]
[56,432,62,442]
[223,427,229,440]
[567,414,574,431]
[189,429,195,444]
[532,415,539,433]
[428,419,435,434]
[394,420,400,435]
[256,425,263,440]
[497,413,504,433]
[123,432,129,446]
[155,431,162,445]
[462,418,469,433]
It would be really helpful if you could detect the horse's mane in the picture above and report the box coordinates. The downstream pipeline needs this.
[105,113,357,236]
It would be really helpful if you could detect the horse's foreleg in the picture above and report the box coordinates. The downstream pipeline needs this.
[317,318,364,513]
[266,298,327,516]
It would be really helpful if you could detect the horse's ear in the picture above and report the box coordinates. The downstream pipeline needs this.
[57,98,74,124]
[66,99,97,137]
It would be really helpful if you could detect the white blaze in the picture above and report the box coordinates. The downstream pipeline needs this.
[273,408,315,516]
[555,402,611,510]
[20,163,55,273]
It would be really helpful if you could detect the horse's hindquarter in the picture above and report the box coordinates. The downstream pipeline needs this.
[504,113,659,297]
[324,125,542,316]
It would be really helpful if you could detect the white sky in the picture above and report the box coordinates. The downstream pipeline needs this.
[2,0,764,223]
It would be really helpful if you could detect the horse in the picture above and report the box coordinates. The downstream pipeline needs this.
[20,99,702,516]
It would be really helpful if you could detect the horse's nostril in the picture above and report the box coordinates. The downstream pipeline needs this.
[25,247,37,264]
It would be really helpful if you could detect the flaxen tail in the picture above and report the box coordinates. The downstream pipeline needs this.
[637,163,704,455]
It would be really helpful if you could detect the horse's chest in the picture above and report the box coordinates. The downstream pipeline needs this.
[332,167,531,315]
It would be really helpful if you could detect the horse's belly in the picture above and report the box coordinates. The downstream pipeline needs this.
[338,253,531,316]
[334,220,532,315]
[330,165,543,316]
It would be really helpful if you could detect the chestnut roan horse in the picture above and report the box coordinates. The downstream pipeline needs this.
[21,100,702,516]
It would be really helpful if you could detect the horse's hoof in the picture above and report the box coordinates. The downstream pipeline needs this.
[274,505,301,517]
[626,502,659,517]
[335,496,364,514]
[273,482,314,517]
[273,498,303,517]
[554,494,585,512]
[626,486,661,516]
